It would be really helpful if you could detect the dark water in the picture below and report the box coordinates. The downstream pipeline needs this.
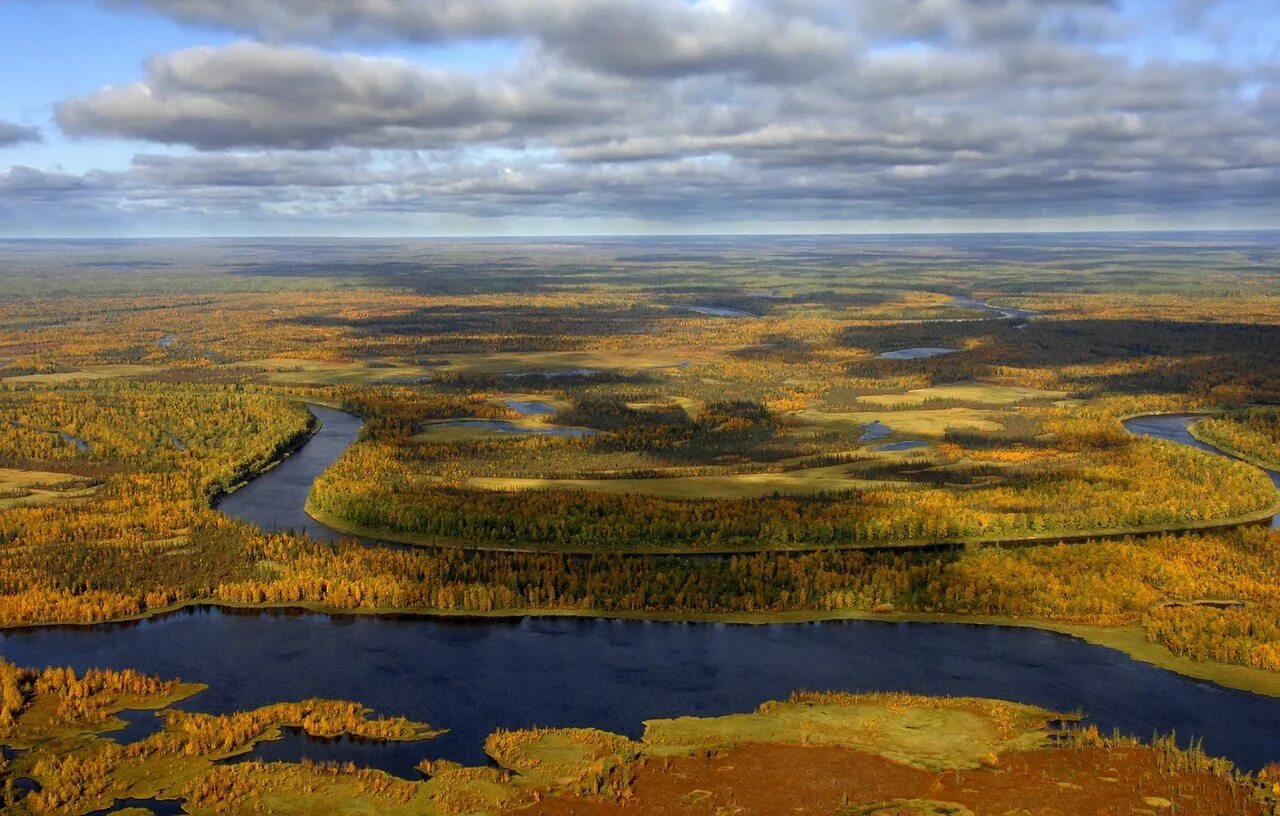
[107,708,167,744]
[948,296,1038,322]
[49,405,1270,779]
[858,420,892,442]
[1123,413,1280,527]
[506,368,601,379]
[874,440,927,452]
[504,399,557,416]
[682,305,757,318]
[85,797,185,816]
[2,608,1279,778]
[877,347,957,360]
[215,405,363,542]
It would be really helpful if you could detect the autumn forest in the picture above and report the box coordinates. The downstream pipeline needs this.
[3,234,1280,815]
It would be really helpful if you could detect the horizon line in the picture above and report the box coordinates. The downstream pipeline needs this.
[2,226,1278,242]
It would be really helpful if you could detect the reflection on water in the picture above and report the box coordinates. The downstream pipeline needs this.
[4,607,1279,775]
[874,440,927,452]
[859,421,892,442]
[504,399,557,416]
[429,419,598,438]
[682,305,757,318]
[216,405,363,542]
[877,347,957,360]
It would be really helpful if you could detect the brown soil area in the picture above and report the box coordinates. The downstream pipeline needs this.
[514,743,1265,816]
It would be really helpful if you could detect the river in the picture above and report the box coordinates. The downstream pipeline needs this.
[5,405,1277,778]
[3,607,1280,776]
[1123,413,1280,528]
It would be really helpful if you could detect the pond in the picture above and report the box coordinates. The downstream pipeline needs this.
[504,399,558,416]
[681,305,758,318]
[858,420,893,442]
[427,419,597,438]
[876,347,958,360]
[874,440,927,452]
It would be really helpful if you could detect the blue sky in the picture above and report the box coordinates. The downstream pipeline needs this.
[2,0,1278,236]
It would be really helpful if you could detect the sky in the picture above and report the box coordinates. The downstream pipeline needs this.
[1,0,1278,237]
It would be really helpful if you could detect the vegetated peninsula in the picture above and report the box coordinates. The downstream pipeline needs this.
[2,659,1276,816]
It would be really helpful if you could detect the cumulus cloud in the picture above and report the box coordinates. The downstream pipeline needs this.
[7,0,1278,230]
[0,121,41,147]
[101,0,847,80]
[56,43,618,150]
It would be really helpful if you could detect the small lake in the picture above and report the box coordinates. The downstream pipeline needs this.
[858,420,893,443]
[874,440,927,452]
[877,347,958,360]
[504,399,557,416]
[2,608,1279,777]
[429,419,598,438]
[507,368,602,379]
[682,305,757,318]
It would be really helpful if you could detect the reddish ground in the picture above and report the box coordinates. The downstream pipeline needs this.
[513,743,1265,815]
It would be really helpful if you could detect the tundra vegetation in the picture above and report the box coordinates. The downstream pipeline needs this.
[2,236,1280,811]
[2,664,1277,816]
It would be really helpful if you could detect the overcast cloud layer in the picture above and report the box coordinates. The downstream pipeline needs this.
[3,0,1279,234]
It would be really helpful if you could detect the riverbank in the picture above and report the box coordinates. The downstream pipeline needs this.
[1189,423,1280,477]
[208,408,322,507]
[305,491,1280,556]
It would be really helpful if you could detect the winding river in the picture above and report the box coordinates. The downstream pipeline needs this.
[1123,413,1280,528]
[5,405,1280,778]
[215,405,362,542]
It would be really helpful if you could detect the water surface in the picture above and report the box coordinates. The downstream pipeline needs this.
[682,305,757,318]
[2,608,1279,776]
[199,406,1280,778]
[504,399,557,416]
[877,347,957,360]
[216,405,362,542]
[428,419,597,438]
[874,440,927,452]
[858,421,892,443]
[948,296,1038,322]
[1124,413,1280,527]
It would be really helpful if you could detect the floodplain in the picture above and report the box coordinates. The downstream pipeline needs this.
[3,234,1280,814]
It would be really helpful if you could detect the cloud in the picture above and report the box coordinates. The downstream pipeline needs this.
[101,0,848,81]
[56,43,621,150]
[0,121,41,147]
[9,0,1278,231]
